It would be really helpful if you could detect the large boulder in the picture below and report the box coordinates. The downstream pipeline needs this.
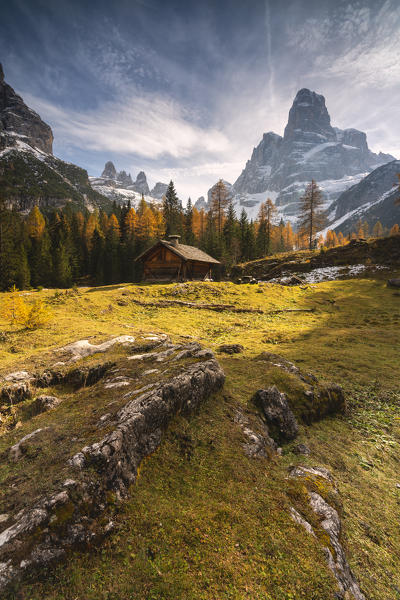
[1,383,32,405]
[9,428,50,461]
[218,344,244,355]
[252,386,298,443]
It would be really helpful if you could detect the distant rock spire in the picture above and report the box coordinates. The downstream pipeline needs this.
[132,171,150,195]
[101,161,117,179]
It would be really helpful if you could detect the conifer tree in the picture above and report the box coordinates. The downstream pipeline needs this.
[210,180,230,236]
[0,197,18,290]
[104,214,121,283]
[223,201,239,264]
[284,222,295,251]
[26,206,52,287]
[298,180,326,250]
[90,228,105,284]
[256,199,277,256]
[184,198,195,245]
[390,223,399,236]
[163,181,181,236]
[372,221,384,237]
[53,241,73,288]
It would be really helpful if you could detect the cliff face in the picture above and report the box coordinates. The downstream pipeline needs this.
[0,63,53,154]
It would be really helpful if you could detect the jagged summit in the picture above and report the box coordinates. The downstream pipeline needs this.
[99,162,149,194]
[101,161,117,179]
[283,88,335,144]
[134,171,150,195]
[90,162,168,207]
[151,181,168,199]
[0,63,53,154]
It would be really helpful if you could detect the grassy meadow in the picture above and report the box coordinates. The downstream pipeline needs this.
[1,274,400,599]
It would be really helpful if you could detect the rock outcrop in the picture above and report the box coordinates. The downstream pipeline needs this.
[217,344,244,354]
[252,353,346,425]
[252,386,298,443]
[289,465,365,600]
[0,63,53,154]
[0,338,225,594]
[232,235,400,281]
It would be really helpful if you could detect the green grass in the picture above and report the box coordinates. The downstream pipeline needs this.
[1,276,400,599]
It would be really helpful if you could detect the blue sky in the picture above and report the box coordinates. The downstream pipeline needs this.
[1,0,400,200]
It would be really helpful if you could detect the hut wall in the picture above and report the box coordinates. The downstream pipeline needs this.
[190,261,211,279]
[143,246,183,280]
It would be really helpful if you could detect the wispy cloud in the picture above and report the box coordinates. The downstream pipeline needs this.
[25,91,230,160]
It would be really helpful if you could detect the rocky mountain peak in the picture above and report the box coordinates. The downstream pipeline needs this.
[0,64,53,154]
[284,88,334,143]
[117,170,133,186]
[132,171,150,195]
[151,181,168,199]
[101,161,117,179]
[136,171,147,183]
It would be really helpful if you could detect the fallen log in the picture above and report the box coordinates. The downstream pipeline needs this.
[131,298,264,313]
[266,307,316,315]
[130,298,316,315]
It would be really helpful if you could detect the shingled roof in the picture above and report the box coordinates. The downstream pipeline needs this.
[135,239,221,264]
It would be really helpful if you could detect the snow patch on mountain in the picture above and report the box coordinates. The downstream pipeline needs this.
[319,187,396,236]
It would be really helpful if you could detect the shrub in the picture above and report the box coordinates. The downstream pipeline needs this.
[0,286,51,330]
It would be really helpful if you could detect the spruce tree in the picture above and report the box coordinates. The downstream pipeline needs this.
[163,181,181,236]
[184,198,195,245]
[104,214,121,283]
[223,201,239,265]
[53,241,73,288]
[15,243,30,290]
[90,229,105,285]
[0,198,17,290]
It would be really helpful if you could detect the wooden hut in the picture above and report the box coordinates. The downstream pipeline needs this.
[135,235,220,281]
